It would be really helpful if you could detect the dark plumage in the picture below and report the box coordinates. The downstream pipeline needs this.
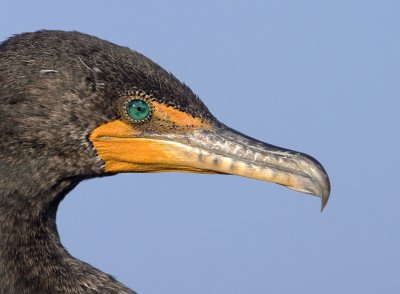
[0,30,178,294]
[0,30,330,293]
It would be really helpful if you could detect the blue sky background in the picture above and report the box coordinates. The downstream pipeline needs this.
[1,1,399,293]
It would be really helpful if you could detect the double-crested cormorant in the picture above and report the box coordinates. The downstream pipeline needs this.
[0,31,330,293]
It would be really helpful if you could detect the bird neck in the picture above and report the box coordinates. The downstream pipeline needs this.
[0,175,135,293]
[0,177,73,292]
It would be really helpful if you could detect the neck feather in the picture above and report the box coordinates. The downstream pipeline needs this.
[0,175,135,294]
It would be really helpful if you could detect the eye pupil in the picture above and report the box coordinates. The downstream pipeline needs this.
[126,99,150,122]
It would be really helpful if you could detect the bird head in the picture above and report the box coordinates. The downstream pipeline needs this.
[0,30,330,209]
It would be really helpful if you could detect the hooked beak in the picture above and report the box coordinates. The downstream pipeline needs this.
[90,120,330,210]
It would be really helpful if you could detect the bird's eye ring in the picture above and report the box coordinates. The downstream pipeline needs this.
[120,94,153,124]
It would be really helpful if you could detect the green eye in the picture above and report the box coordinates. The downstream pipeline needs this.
[126,99,151,122]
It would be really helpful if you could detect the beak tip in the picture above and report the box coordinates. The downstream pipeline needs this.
[319,181,330,212]
[307,160,330,212]
[320,192,329,212]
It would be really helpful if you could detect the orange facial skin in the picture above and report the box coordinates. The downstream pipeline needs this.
[89,98,213,173]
